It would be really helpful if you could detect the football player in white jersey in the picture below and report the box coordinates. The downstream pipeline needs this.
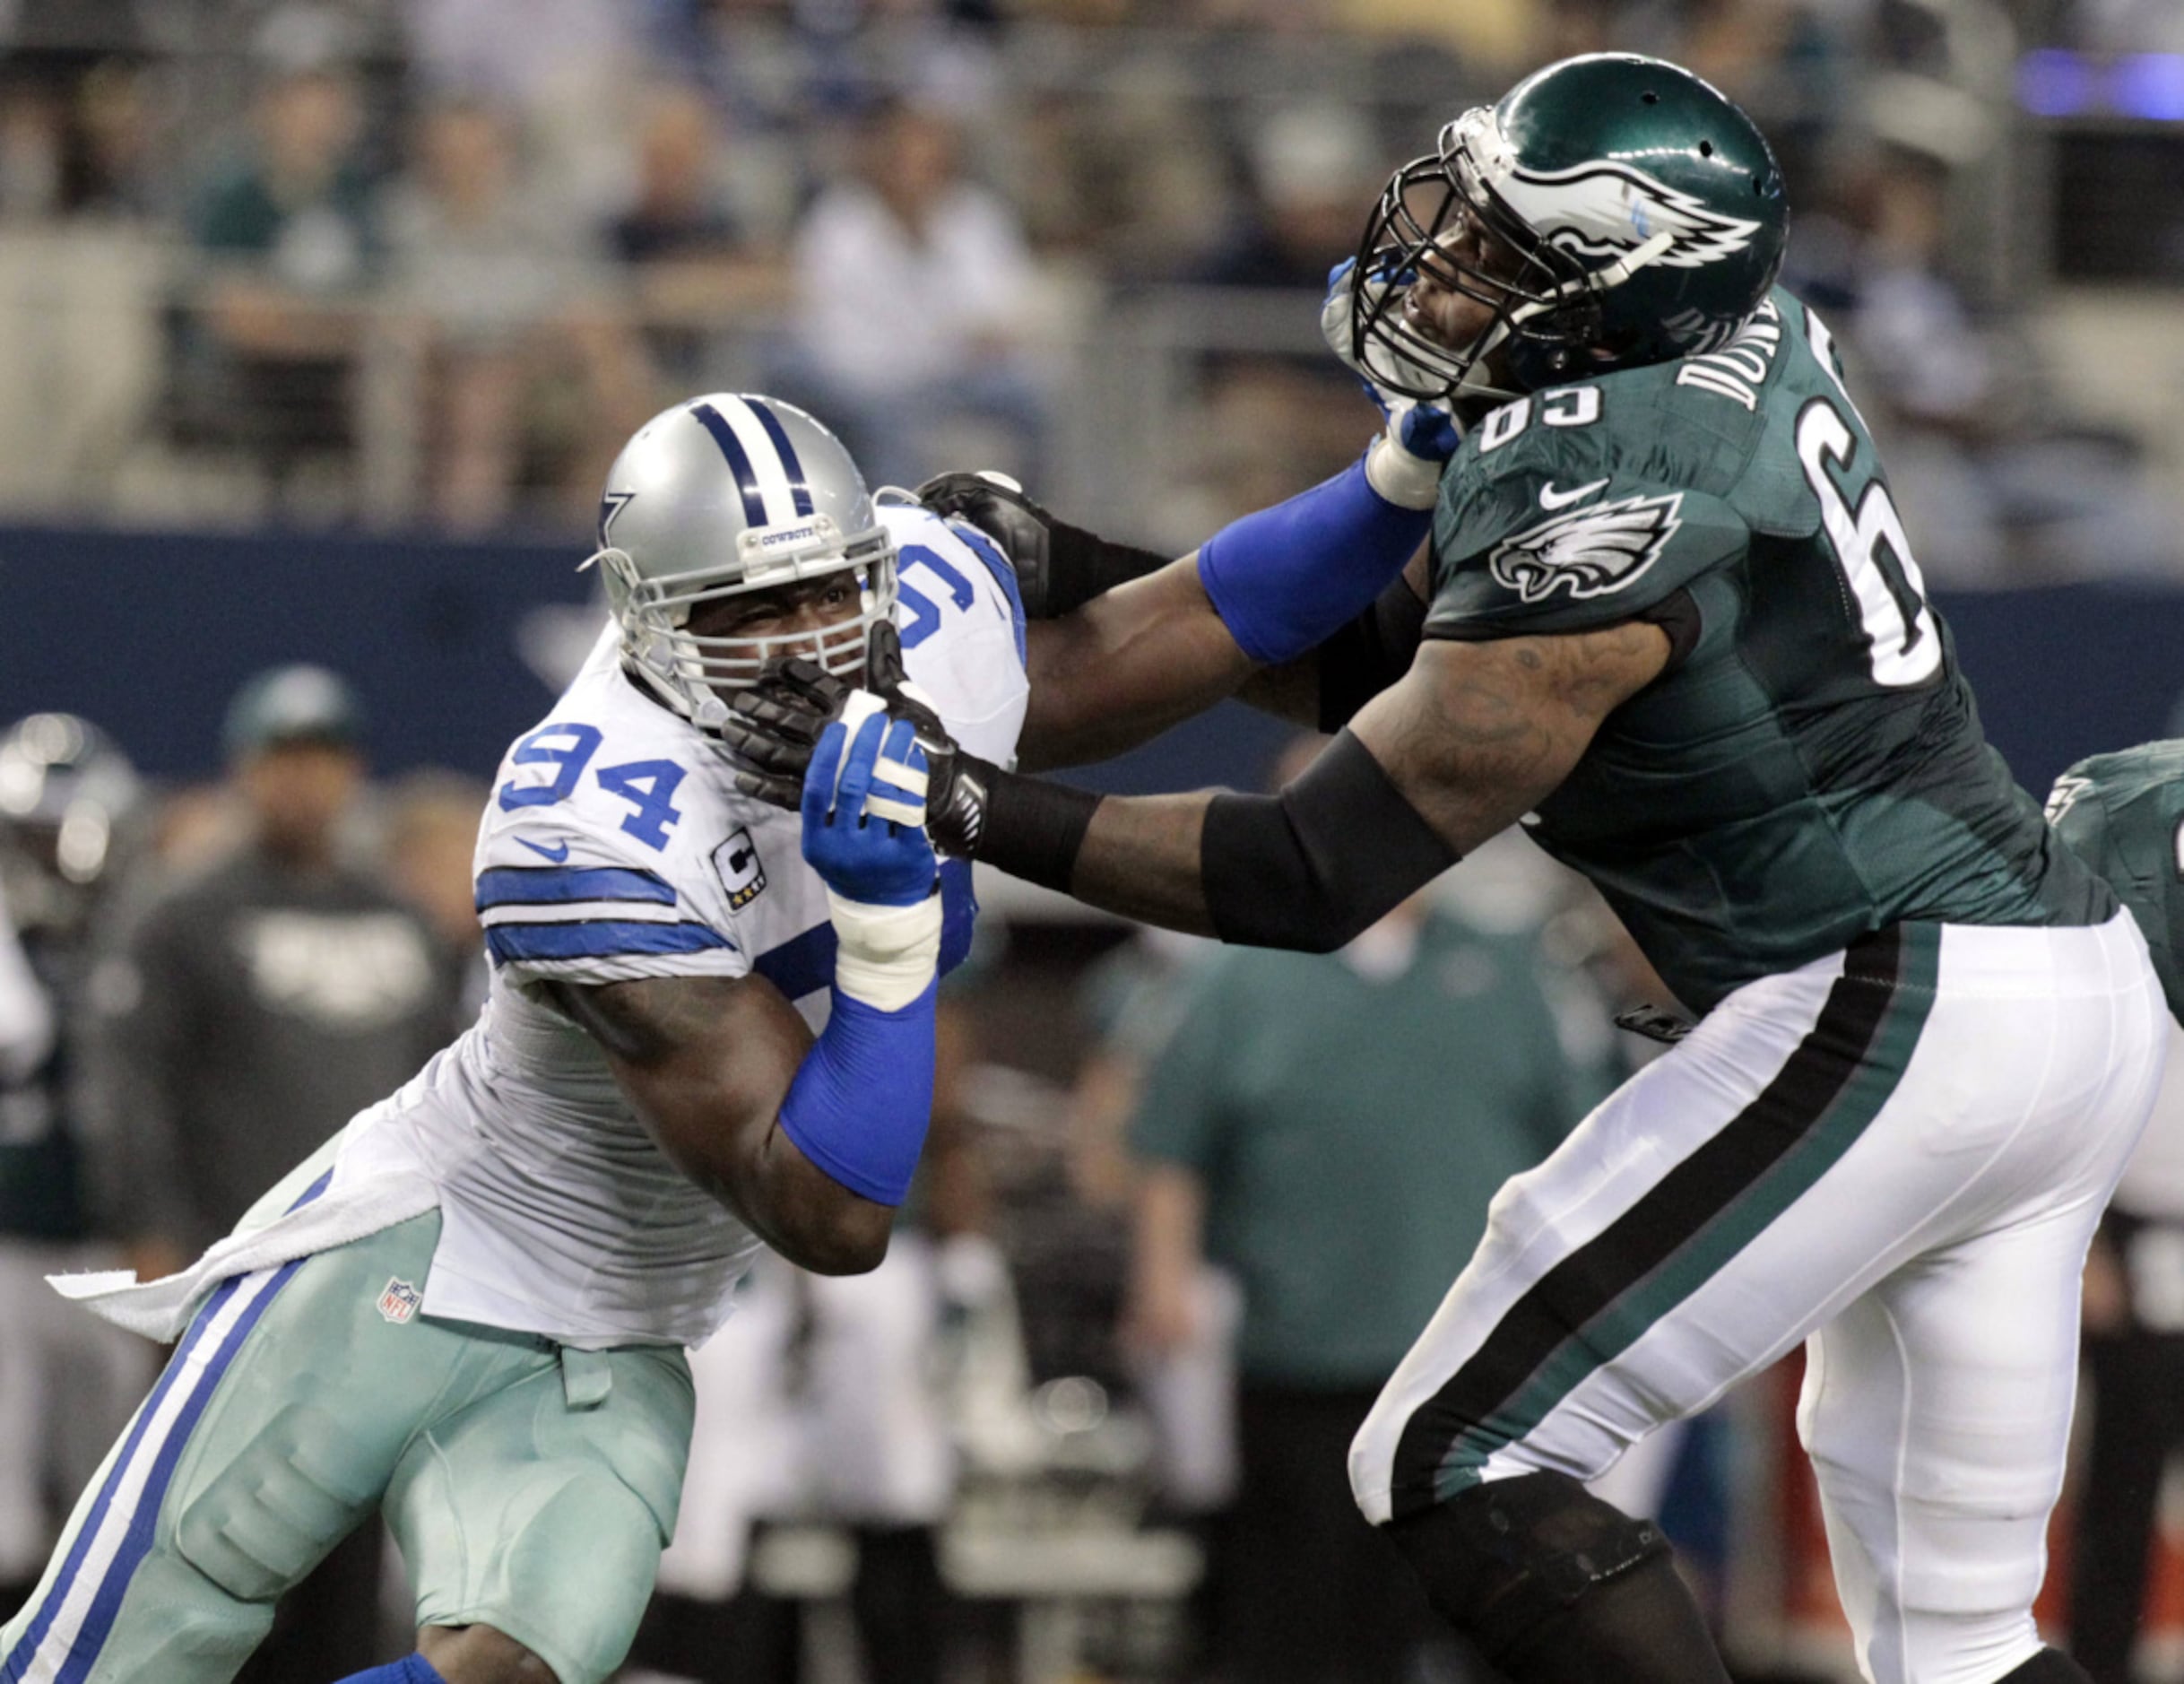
[1,380,1462,1684]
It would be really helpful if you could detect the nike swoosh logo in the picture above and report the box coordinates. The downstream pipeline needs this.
[517,838,571,863]
[1538,478,1611,511]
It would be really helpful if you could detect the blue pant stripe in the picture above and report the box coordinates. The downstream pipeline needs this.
[4,1169,329,1682]
[54,1259,305,1684]
[1,1277,241,1682]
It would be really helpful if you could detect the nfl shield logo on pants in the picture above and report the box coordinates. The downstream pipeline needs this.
[377,1278,422,1324]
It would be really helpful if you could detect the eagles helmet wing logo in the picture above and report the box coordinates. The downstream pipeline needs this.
[1488,492,1685,604]
[1501,162,1762,271]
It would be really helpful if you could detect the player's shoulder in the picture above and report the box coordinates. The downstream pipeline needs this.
[2050,739,2184,829]
[880,492,1031,764]
[473,652,791,988]
[478,644,752,883]
[1453,289,1809,504]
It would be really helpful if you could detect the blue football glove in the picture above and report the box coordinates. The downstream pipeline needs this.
[800,707,938,907]
[1322,257,1461,508]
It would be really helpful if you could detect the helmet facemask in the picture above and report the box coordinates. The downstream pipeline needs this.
[594,518,897,734]
[1351,107,1665,404]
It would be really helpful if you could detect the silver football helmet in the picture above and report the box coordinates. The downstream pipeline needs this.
[588,394,897,733]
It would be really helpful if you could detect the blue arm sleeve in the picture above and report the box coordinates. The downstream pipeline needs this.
[777,980,937,1207]
[1195,451,1433,666]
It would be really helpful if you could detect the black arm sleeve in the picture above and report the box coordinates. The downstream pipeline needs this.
[1200,731,1460,952]
[1316,569,1430,732]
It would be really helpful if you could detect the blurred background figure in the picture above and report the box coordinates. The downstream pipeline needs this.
[1193,101,1381,291]
[781,96,1048,490]
[0,714,156,1628]
[377,768,491,1019]
[606,81,786,390]
[76,664,461,1683]
[380,93,652,529]
[2069,1020,2184,1684]
[170,13,380,510]
[1816,147,2182,589]
[1121,733,1605,1684]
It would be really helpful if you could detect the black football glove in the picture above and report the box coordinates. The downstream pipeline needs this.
[914,470,1064,619]
[721,621,998,858]
[716,655,847,812]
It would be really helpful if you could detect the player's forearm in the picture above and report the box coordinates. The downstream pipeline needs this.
[612,1055,896,1276]
[965,730,1459,952]
[1070,794,1222,933]
[739,1124,896,1275]
[1018,560,1257,772]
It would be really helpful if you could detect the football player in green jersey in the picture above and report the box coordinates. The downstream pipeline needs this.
[729,53,2166,1684]
[2047,744,2184,1029]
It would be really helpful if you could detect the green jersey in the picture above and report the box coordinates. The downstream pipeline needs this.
[1425,286,2111,1011]
[2048,741,2184,1025]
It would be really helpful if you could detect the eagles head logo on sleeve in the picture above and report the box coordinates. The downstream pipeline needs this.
[1488,493,1686,604]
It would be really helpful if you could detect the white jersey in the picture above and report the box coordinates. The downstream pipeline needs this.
[57,502,1028,1349]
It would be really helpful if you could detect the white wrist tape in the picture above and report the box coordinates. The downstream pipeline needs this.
[828,890,943,1011]
[1365,425,1445,511]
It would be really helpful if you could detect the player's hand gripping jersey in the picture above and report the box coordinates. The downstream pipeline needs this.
[57,498,1026,1350]
[1425,288,2112,1010]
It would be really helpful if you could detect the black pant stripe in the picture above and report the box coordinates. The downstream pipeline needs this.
[1388,924,1909,1514]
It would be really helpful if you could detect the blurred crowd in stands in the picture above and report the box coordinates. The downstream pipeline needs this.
[0,0,2180,579]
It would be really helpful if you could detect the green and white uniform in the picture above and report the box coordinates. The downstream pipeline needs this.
[2047,740,2184,1028]
[1348,290,2168,1684]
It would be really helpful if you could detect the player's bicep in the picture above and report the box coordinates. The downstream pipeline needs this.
[550,971,807,1173]
[1350,621,1669,853]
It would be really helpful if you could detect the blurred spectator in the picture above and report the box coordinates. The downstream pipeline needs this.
[0,715,156,1626]
[1122,735,1599,1684]
[2069,1020,2184,1684]
[1833,152,2184,586]
[379,768,490,1019]
[82,664,456,1261]
[77,665,457,1683]
[399,0,645,223]
[172,45,379,493]
[1010,74,1230,279]
[608,81,787,387]
[782,97,1048,488]
[380,93,654,528]
[0,0,152,221]
[1195,101,1380,291]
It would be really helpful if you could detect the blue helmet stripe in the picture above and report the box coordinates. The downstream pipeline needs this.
[689,402,768,526]
[745,399,817,517]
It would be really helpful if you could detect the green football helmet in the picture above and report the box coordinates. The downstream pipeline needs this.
[1349,53,1789,401]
